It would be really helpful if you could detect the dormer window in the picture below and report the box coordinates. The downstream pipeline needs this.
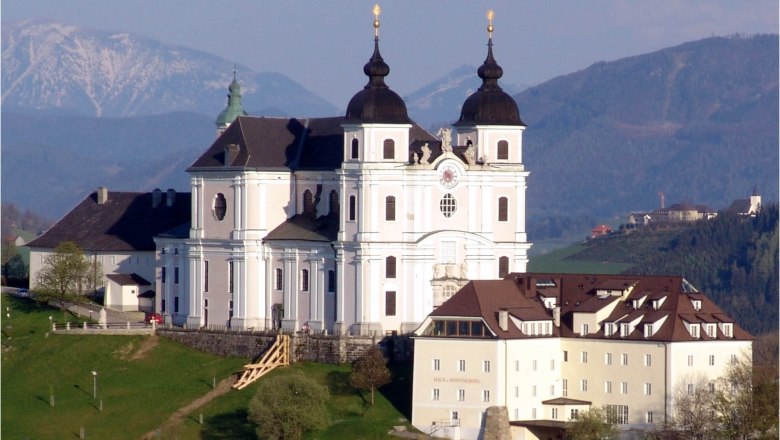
[644,323,653,338]
[692,299,702,311]
[383,139,395,159]
[705,323,717,338]
[722,323,733,338]
[690,324,700,338]
[604,323,614,336]
[620,323,630,337]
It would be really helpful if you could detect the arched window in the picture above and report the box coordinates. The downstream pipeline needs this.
[213,193,227,221]
[329,190,339,215]
[351,138,359,159]
[498,256,509,278]
[349,195,357,221]
[385,196,396,221]
[386,256,397,278]
[498,197,508,222]
[383,139,395,159]
[497,140,509,160]
[303,190,314,216]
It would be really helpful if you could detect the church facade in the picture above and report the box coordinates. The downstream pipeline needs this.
[156,13,531,335]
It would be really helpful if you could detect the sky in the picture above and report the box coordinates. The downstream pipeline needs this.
[2,0,778,108]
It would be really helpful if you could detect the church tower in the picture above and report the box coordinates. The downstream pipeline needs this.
[215,70,248,136]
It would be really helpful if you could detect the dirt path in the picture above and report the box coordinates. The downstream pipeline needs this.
[141,374,238,439]
[130,335,159,360]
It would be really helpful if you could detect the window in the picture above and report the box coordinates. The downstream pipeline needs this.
[724,323,733,337]
[451,411,459,421]
[329,190,339,215]
[646,411,654,424]
[385,196,396,221]
[275,268,283,291]
[607,405,629,424]
[458,389,465,401]
[514,386,519,397]
[351,138,359,159]
[383,139,395,159]
[621,353,628,366]
[174,267,179,284]
[644,383,652,395]
[433,359,440,371]
[498,197,508,221]
[551,408,558,420]
[730,354,737,365]
[571,409,580,420]
[458,359,466,372]
[581,323,589,336]
[432,388,439,401]
[161,299,166,312]
[302,190,314,216]
[385,291,396,316]
[229,261,234,293]
[563,351,568,362]
[605,353,613,365]
[514,360,520,372]
[644,323,653,338]
[688,355,694,366]
[174,296,179,313]
[581,351,588,363]
[385,256,396,278]
[327,270,336,293]
[515,408,519,420]
[482,390,490,402]
[483,360,491,373]
[442,284,457,299]
[620,382,628,394]
[621,323,630,337]
[532,408,537,419]
[498,256,509,278]
[562,379,568,397]
[532,385,537,397]
[550,385,555,396]
[497,140,509,160]
[204,261,209,292]
[532,360,537,371]
[706,324,716,338]
[644,353,652,367]
[690,324,700,338]
[581,380,588,392]
[161,267,166,283]
[439,194,457,218]
[213,193,227,221]
[348,195,356,221]
[605,381,612,393]
[550,359,555,371]
[708,382,715,393]
[301,269,309,291]
[709,354,715,366]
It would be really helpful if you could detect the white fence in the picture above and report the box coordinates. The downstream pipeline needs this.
[51,321,156,335]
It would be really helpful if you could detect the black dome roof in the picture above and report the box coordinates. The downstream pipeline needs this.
[345,38,410,124]
[456,39,525,126]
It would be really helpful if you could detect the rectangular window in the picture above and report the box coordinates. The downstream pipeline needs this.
[228,261,234,293]
[161,267,166,283]
[644,383,652,395]
[687,383,694,395]
[482,390,490,402]
[174,267,179,284]
[498,197,508,222]
[620,382,628,394]
[458,389,465,401]
[571,409,580,420]
[483,360,491,373]
[532,360,537,371]
[301,269,309,291]
[606,405,629,424]
[327,270,336,293]
[709,354,715,366]
[581,380,588,392]
[161,299,166,312]
[708,382,715,393]
[562,379,568,397]
[432,388,439,401]
[515,360,520,371]
[646,411,654,424]
[174,296,179,313]
[532,408,537,419]
[644,354,652,367]
[621,353,628,366]
[385,291,396,316]
[275,268,283,291]
[514,386,519,398]
[433,359,440,371]
[550,385,555,396]
[581,351,588,363]
[452,411,459,421]
[605,353,612,365]
[385,256,396,278]
[688,355,694,366]
[458,359,466,372]
[551,408,558,420]
[441,241,456,264]
[532,385,537,397]
[581,323,589,336]
[348,195,356,221]
[550,359,555,371]
[605,381,612,393]
[204,261,209,292]
[385,196,396,221]
[563,351,568,362]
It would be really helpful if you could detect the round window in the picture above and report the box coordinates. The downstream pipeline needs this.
[213,193,227,221]
[439,193,457,218]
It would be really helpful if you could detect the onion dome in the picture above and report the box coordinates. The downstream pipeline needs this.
[215,70,248,127]
[345,5,410,124]
[456,13,524,126]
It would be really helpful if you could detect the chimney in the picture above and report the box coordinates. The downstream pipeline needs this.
[152,188,162,208]
[97,187,108,205]
[498,310,509,332]
[166,188,176,207]
[553,306,561,327]
[224,143,240,166]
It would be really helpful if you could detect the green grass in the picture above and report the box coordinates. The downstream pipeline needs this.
[528,243,633,274]
[1,294,415,439]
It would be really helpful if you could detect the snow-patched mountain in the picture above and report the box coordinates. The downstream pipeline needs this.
[1,19,337,117]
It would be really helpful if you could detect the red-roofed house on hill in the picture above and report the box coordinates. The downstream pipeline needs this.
[590,224,612,238]
[411,273,751,439]
[27,187,190,312]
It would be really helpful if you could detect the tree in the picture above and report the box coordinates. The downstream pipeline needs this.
[35,241,94,302]
[247,371,329,440]
[350,346,392,405]
[565,407,619,440]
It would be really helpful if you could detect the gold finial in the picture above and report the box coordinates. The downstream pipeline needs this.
[373,4,381,37]
[487,9,494,38]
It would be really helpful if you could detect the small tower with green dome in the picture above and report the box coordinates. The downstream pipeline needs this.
[215,69,248,136]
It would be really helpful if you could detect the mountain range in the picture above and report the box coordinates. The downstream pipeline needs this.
[2,20,777,237]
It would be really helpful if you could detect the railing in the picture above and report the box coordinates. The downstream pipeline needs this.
[51,321,156,334]
[427,419,460,436]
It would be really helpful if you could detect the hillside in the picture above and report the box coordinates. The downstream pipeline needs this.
[563,205,779,335]
[519,34,779,224]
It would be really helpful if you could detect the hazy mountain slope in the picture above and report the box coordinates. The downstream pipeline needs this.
[1,19,338,117]
[518,35,778,220]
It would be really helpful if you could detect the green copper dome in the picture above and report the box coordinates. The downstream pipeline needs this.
[216,71,248,127]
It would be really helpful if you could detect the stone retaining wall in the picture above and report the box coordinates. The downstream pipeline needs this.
[156,328,414,364]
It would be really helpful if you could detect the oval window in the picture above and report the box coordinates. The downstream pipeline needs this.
[213,193,227,221]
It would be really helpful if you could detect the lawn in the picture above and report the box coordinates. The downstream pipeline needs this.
[1,294,415,439]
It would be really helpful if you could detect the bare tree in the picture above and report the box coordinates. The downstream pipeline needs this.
[350,346,392,405]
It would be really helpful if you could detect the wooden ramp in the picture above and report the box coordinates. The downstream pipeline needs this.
[233,334,290,390]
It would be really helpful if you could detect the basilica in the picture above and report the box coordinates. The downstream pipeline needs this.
[154,10,531,335]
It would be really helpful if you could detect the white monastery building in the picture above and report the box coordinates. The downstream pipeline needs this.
[156,9,531,335]
[411,272,752,440]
